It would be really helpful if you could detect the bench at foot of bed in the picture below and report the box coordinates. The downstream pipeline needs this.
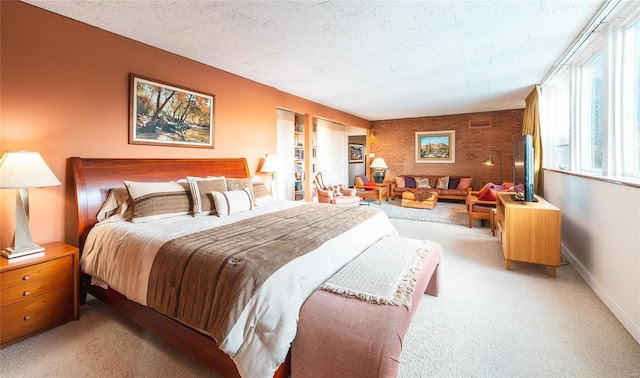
[292,239,442,377]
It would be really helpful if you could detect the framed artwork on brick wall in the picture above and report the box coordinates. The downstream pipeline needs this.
[129,74,215,148]
[415,130,455,163]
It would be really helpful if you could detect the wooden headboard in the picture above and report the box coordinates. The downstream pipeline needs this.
[70,157,251,248]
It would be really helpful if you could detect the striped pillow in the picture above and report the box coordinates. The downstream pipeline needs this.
[187,176,227,216]
[124,180,193,223]
[212,188,254,217]
[224,177,257,206]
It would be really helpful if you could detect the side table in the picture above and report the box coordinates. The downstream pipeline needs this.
[0,242,79,348]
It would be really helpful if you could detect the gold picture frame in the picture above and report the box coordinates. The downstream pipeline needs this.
[415,130,455,163]
[129,74,214,148]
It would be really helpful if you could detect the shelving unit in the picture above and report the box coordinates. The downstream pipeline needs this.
[293,113,305,201]
[310,120,317,201]
[495,192,561,277]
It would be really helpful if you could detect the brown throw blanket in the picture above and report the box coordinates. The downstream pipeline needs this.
[146,204,379,343]
[408,188,436,202]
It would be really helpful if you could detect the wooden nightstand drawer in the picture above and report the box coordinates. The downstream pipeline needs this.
[1,286,73,343]
[1,255,72,290]
[0,242,79,348]
[1,269,72,306]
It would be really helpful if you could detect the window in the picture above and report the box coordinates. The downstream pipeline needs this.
[622,19,640,178]
[541,2,640,185]
[581,53,604,172]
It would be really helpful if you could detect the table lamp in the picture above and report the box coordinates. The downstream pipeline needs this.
[0,150,61,258]
[370,157,388,184]
[483,150,503,184]
[260,154,279,196]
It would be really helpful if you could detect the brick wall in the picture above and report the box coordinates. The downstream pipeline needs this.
[370,108,524,190]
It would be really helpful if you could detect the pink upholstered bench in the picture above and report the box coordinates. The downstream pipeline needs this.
[292,241,443,377]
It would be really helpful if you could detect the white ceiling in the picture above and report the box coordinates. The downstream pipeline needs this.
[23,0,604,121]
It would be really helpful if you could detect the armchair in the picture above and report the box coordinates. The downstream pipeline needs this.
[314,171,361,206]
[465,193,496,233]
[354,175,389,205]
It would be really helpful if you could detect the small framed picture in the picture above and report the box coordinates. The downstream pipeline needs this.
[349,143,364,163]
[129,74,215,148]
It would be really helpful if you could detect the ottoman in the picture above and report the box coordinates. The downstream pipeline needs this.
[402,191,438,209]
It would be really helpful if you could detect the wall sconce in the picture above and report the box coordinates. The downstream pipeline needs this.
[0,150,61,258]
[483,150,503,184]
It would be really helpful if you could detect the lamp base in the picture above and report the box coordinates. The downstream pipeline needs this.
[373,171,385,184]
[2,244,45,259]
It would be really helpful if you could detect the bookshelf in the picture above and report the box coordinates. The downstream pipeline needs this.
[293,113,305,201]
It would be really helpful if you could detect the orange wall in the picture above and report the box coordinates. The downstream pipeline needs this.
[0,1,369,248]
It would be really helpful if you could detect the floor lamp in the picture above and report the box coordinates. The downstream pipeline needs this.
[260,154,279,197]
[0,150,61,258]
[483,150,503,184]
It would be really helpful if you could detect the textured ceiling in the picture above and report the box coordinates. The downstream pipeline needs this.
[23,0,604,121]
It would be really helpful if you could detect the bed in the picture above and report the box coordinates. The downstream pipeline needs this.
[70,157,442,377]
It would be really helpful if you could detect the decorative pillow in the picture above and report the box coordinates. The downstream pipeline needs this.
[252,181,271,199]
[457,177,473,191]
[415,177,431,188]
[124,180,193,223]
[327,184,343,196]
[476,182,494,198]
[477,188,497,201]
[436,176,449,189]
[212,188,254,217]
[448,177,461,189]
[96,187,132,223]
[364,182,377,188]
[404,176,416,188]
[395,176,406,188]
[225,177,257,206]
[187,176,227,216]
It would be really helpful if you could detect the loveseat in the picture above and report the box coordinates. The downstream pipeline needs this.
[391,175,473,201]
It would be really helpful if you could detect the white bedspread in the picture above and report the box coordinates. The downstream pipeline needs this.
[80,200,398,378]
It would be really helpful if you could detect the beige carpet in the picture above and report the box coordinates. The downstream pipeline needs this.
[1,220,639,377]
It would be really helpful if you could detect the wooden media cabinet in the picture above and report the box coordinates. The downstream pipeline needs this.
[495,192,561,277]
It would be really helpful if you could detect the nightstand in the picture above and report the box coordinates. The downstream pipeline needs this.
[1,242,79,348]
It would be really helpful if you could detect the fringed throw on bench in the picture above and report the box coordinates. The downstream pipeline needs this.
[320,236,432,309]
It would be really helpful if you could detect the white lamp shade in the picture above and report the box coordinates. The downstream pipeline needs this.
[370,158,388,169]
[260,154,279,173]
[0,151,61,189]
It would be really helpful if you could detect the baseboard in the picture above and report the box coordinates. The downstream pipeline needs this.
[561,243,640,345]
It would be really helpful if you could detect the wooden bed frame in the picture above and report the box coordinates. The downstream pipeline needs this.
[70,157,289,378]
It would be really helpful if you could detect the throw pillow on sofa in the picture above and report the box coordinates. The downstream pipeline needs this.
[396,176,406,188]
[457,177,473,190]
[415,177,431,188]
[448,177,461,189]
[436,176,449,189]
[405,176,416,188]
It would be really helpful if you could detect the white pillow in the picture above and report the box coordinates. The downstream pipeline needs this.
[96,187,132,223]
[212,188,254,217]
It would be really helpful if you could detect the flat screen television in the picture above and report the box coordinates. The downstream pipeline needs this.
[513,134,537,202]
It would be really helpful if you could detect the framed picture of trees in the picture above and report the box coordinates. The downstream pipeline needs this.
[415,130,455,163]
[129,74,214,148]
